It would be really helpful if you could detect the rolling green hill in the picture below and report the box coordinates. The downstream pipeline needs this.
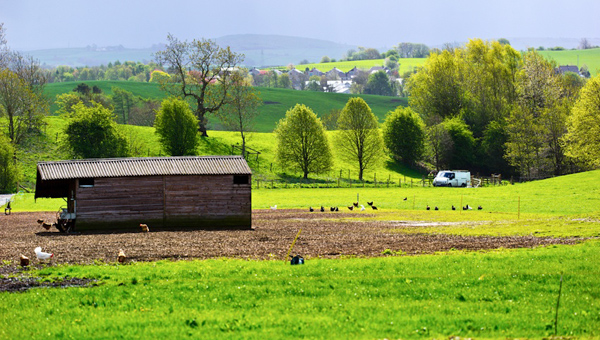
[44,81,408,132]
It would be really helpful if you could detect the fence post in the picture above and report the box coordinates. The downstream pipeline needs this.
[271,180,274,189]
[387,174,390,188]
[399,177,401,187]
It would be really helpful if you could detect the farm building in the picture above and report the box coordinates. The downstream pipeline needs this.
[34,156,252,231]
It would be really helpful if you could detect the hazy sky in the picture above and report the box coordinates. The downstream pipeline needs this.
[1,0,599,50]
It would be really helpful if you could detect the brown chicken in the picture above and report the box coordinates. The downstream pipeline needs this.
[140,223,149,232]
[20,255,30,267]
[42,222,52,230]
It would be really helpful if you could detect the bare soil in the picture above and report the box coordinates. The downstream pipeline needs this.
[0,210,580,270]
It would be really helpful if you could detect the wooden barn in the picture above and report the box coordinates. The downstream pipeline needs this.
[35,156,252,231]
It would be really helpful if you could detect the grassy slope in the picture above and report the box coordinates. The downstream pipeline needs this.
[291,58,426,74]
[539,47,600,75]
[44,81,407,132]
[0,241,598,339]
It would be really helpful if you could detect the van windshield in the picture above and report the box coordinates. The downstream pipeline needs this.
[444,172,455,179]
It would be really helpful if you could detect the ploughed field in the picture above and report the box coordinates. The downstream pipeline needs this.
[0,210,579,269]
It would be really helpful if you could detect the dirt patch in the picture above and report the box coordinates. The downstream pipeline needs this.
[0,210,579,270]
[0,275,96,293]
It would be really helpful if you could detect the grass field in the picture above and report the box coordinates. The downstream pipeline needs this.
[0,241,598,339]
[44,81,407,132]
[13,114,420,190]
[290,58,426,74]
[3,163,600,339]
[539,47,600,75]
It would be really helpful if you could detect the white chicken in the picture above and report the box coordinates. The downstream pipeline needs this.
[34,246,53,261]
[270,205,277,210]
[360,205,365,211]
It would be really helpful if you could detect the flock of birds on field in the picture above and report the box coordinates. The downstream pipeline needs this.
[17,219,154,267]
[269,197,483,213]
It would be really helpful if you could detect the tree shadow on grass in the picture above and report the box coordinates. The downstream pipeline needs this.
[198,136,231,155]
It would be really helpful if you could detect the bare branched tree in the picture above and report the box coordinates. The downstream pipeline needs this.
[154,34,244,137]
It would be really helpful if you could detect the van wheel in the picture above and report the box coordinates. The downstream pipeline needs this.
[447,183,452,187]
[461,183,467,187]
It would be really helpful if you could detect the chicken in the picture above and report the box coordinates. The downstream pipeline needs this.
[367,201,373,206]
[452,205,456,211]
[34,247,53,261]
[426,205,430,211]
[117,249,126,264]
[347,206,354,211]
[140,223,149,232]
[270,205,277,210]
[353,202,359,207]
[330,207,335,212]
[320,206,325,212]
[478,205,483,210]
[309,207,314,212]
[20,255,29,267]
[335,207,339,212]
[37,219,44,225]
[434,206,439,211]
[42,222,52,230]
[371,205,378,210]
[360,205,365,211]
[403,197,408,201]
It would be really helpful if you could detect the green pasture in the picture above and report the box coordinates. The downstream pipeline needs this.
[43,81,407,132]
[539,47,600,75]
[13,116,418,189]
[288,58,426,74]
[1,241,599,339]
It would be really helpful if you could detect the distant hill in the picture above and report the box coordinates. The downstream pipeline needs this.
[215,34,355,67]
[26,35,356,68]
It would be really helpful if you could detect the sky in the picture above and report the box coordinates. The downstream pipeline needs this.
[1,0,599,51]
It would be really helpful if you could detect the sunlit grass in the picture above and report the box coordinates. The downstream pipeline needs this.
[1,241,599,339]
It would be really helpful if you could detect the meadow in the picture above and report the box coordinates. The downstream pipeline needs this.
[3,161,600,339]
[289,58,426,74]
[44,81,407,132]
[539,47,600,75]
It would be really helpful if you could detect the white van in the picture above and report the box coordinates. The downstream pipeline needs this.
[432,170,471,187]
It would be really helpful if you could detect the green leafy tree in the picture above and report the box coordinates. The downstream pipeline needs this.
[563,75,600,167]
[154,97,199,156]
[444,117,476,170]
[426,120,453,171]
[407,50,464,120]
[382,107,425,164]
[364,70,394,96]
[155,34,244,137]
[274,104,332,179]
[64,102,129,159]
[0,134,18,193]
[335,97,384,180]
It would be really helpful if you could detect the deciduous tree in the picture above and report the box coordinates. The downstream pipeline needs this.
[63,102,129,159]
[364,70,394,96]
[155,34,244,137]
[382,107,425,165]
[563,75,600,168]
[274,104,332,179]
[335,97,384,180]
[154,97,199,156]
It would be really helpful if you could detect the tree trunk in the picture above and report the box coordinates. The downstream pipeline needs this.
[358,168,363,181]
[303,171,308,179]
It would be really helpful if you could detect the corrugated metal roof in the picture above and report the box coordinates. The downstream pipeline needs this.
[37,156,252,181]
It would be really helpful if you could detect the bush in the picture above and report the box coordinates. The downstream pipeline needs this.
[154,97,199,156]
